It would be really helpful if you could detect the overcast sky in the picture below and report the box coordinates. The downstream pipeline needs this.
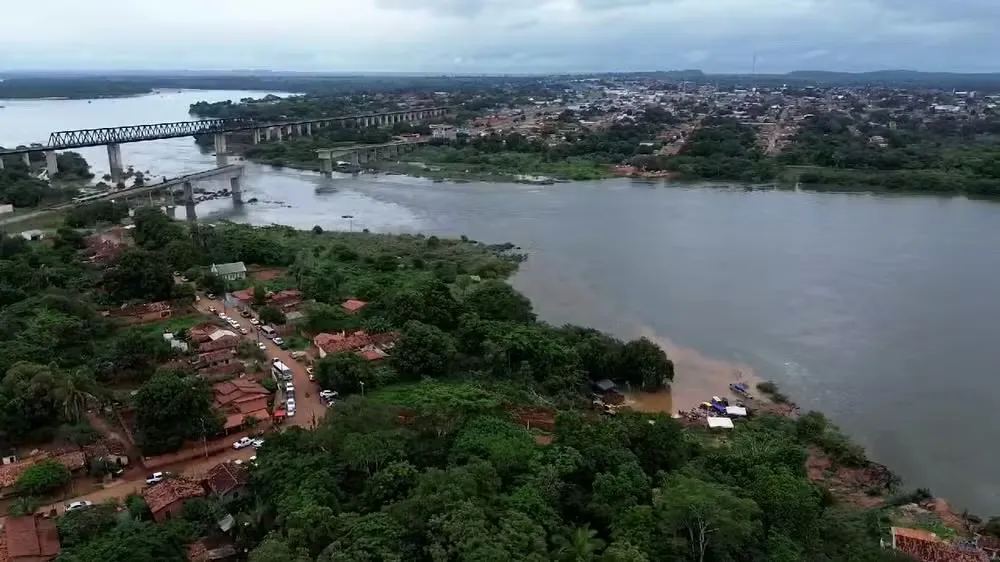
[2,0,997,73]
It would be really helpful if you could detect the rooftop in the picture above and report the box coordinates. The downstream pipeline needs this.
[210,262,247,276]
[141,477,205,514]
[1,516,60,561]
[203,461,249,497]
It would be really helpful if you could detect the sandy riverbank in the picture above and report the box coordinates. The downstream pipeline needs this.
[622,326,764,415]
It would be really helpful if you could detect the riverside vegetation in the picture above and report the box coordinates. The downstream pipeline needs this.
[0,208,973,561]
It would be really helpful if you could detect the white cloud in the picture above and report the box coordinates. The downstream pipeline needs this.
[0,0,996,72]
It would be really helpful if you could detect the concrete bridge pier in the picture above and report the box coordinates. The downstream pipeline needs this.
[265,128,273,142]
[230,176,243,204]
[45,151,58,177]
[317,150,333,176]
[107,143,124,185]
[21,153,30,168]
[182,181,197,221]
[0,157,5,170]
[214,133,228,167]
[350,151,360,172]
[252,129,260,145]
[296,124,303,136]
[306,123,312,136]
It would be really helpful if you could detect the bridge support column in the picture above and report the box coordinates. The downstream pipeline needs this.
[165,205,176,219]
[214,133,228,167]
[296,124,303,136]
[107,143,123,185]
[350,152,359,172]
[0,157,5,170]
[306,123,312,136]
[45,151,59,178]
[252,129,260,145]
[21,153,30,168]
[318,151,333,176]
[264,128,272,142]
[182,181,197,222]
[230,176,243,205]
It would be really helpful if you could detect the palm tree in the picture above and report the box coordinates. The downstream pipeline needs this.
[554,525,606,562]
[54,368,100,423]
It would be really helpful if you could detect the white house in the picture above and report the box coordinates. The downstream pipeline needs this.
[211,262,247,281]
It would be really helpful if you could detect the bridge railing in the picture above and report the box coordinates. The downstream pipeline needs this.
[46,118,257,149]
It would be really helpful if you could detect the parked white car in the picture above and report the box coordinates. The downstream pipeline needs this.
[257,342,267,351]
[286,398,296,416]
[232,437,254,450]
[145,471,170,485]
[319,390,338,401]
[252,438,265,448]
[65,500,94,512]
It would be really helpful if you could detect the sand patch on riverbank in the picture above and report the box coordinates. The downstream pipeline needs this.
[625,326,764,414]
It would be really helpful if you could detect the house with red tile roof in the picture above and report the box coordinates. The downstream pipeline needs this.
[198,336,239,354]
[313,330,398,359]
[203,461,249,502]
[0,515,61,562]
[142,478,206,523]
[212,380,271,432]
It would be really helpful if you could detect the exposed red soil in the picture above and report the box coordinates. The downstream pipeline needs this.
[505,406,556,432]
[248,267,284,282]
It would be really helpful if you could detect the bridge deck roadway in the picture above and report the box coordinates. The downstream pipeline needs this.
[0,107,452,154]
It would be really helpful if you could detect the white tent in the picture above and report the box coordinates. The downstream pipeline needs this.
[707,416,735,429]
[725,406,748,417]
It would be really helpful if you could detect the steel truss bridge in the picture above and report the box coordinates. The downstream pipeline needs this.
[0,107,452,155]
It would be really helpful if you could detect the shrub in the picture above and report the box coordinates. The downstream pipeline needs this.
[16,459,72,496]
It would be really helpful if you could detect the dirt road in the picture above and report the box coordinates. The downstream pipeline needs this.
[39,447,257,516]
[195,295,328,429]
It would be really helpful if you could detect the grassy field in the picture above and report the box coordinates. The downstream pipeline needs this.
[133,313,209,335]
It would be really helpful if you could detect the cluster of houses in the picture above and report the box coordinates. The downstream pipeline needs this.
[313,330,398,362]
[0,458,249,562]
[187,324,243,376]
[0,438,130,500]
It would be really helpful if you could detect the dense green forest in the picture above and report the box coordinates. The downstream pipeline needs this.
[781,111,1000,194]
[646,117,778,182]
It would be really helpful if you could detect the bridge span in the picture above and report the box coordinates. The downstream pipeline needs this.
[0,106,452,184]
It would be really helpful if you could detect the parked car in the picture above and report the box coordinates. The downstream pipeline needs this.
[257,342,267,351]
[206,293,216,300]
[249,318,260,326]
[286,398,296,416]
[272,337,285,347]
[240,328,248,335]
[307,368,315,382]
[208,306,217,313]
[65,500,93,512]
[285,383,295,396]
[319,390,338,402]
[233,437,254,450]
[146,472,170,485]
[252,438,265,448]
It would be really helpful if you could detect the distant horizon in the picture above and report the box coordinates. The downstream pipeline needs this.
[5,68,1000,78]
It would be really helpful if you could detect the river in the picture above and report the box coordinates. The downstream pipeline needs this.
[3,90,1000,515]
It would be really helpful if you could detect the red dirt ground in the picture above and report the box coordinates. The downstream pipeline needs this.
[248,267,284,282]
